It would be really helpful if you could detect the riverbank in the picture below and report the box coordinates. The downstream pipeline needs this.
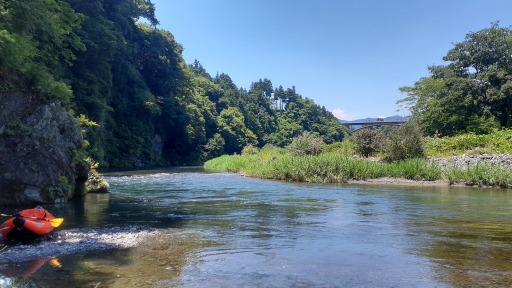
[205,152,512,188]
[347,153,512,187]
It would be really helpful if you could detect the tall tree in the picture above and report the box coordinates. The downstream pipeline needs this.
[399,22,512,135]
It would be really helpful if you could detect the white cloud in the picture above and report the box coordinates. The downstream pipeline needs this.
[332,109,358,121]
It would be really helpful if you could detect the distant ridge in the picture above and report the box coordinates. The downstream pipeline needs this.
[338,115,406,123]
[338,115,408,128]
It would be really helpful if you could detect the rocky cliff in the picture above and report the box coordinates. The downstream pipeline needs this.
[0,91,89,205]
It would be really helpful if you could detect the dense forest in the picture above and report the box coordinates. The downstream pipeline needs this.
[0,0,348,167]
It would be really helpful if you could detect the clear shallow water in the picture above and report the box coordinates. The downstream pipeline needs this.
[5,167,512,287]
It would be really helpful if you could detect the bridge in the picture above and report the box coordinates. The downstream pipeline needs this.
[341,121,407,131]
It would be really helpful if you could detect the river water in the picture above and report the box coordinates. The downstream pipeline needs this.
[5,167,512,287]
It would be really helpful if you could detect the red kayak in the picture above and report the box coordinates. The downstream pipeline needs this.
[0,207,61,241]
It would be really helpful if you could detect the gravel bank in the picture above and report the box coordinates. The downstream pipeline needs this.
[430,153,512,170]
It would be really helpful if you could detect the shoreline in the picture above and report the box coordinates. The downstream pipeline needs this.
[346,177,453,187]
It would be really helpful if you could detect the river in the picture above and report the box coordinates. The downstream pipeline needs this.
[4,167,512,287]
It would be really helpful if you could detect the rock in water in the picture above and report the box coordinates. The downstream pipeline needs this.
[0,91,89,205]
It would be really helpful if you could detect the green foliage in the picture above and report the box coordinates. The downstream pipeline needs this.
[204,155,255,173]
[323,141,356,157]
[399,22,512,135]
[261,143,279,150]
[203,133,225,160]
[76,114,99,128]
[206,154,441,183]
[286,131,325,156]
[350,129,383,157]
[0,0,85,100]
[206,145,512,187]
[382,121,425,161]
[445,163,512,188]
[425,129,512,156]
[385,158,441,181]
[242,144,260,156]
[217,107,258,154]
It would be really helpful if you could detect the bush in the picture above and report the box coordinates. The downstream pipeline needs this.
[350,129,383,157]
[382,121,425,161]
[242,144,260,155]
[261,143,279,150]
[286,131,325,156]
[323,141,356,157]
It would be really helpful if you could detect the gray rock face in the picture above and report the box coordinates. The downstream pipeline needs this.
[0,91,89,205]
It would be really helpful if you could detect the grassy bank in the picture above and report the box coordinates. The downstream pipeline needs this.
[210,155,442,182]
[205,153,512,187]
[205,130,512,188]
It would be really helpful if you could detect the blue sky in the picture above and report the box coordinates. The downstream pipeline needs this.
[150,0,512,120]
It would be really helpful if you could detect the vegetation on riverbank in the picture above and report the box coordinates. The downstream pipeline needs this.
[205,129,512,188]
[424,129,512,157]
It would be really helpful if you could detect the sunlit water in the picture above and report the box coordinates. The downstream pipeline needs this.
[4,167,512,287]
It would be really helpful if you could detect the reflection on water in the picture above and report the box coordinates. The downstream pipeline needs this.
[2,167,512,287]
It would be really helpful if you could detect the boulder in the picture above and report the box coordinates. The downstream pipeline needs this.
[0,91,89,205]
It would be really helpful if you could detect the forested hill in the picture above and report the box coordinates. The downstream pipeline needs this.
[0,0,348,167]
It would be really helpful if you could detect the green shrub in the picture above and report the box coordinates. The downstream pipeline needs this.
[242,144,259,156]
[323,141,356,157]
[261,143,279,150]
[350,129,383,157]
[382,121,425,161]
[286,131,325,156]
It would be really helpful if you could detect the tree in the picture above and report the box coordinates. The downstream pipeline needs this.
[0,0,85,101]
[217,107,258,154]
[286,131,325,156]
[399,22,512,135]
[350,129,383,157]
[382,121,425,161]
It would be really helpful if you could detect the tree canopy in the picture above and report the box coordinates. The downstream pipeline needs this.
[399,22,512,136]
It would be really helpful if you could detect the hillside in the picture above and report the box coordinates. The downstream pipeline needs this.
[0,0,349,168]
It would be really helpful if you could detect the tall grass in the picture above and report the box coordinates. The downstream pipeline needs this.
[206,153,442,183]
[384,158,441,181]
[445,163,512,188]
